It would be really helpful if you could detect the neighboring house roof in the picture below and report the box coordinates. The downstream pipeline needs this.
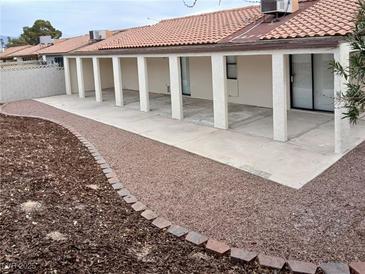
[37,35,91,55]
[94,6,262,50]
[9,39,65,58]
[262,0,358,40]
[10,44,48,57]
[0,45,32,59]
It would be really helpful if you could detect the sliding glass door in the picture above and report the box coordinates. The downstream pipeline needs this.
[290,54,334,112]
[291,54,313,109]
[313,54,334,111]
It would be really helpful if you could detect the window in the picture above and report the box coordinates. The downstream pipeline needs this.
[54,57,64,67]
[226,56,237,80]
[180,57,191,95]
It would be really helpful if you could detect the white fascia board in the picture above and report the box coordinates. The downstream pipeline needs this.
[68,47,337,59]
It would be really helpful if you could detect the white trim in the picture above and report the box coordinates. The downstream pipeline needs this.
[69,47,337,59]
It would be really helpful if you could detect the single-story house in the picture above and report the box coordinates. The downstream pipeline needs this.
[61,0,361,153]
[7,42,65,62]
[0,32,116,65]
[37,33,117,66]
[0,45,33,62]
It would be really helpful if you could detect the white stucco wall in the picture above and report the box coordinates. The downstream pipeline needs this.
[185,55,273,108]
[189,57,213,100]
[100,58,114,89]
[69,57,114,93]
[120,57,170,94]
[68,55,276,109]
[121,57,139,91]
[82,58,95,91]
[233,55,273,108]
[147,57,170,94]
[0,64,65,102]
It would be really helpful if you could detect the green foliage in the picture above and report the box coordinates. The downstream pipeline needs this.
[7,20,62,47]
[331,0,365,124]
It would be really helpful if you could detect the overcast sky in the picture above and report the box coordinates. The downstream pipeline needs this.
[1,0,258,38]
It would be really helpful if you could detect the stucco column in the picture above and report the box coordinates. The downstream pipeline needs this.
[211,53,228,129]
[272,53,288,142]
[169,56,183,120]
[76,57,85,98]
[112,56,124,107]
[92,57,102,102]
[63,57,72,95]
[137,56,150,112]
[334,43,351,153]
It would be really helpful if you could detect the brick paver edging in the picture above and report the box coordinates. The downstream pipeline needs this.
[1,104,364,274]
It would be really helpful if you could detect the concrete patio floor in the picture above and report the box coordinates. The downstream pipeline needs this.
[36,89,365,188]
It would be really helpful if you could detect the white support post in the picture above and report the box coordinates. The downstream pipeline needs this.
[76,57,85,98]
[112,56,124,107]
[211,54,228,129]
[334,43,351,153]
[64,57,72,95]
[272,53,288,142]
[169,56,183,120]
[137,56,150,112]
[92,57,102,102]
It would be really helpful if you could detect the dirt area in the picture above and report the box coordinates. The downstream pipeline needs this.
[2,100,365,264]
[0,114,287,273]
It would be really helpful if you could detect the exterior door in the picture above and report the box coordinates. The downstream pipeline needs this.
[290,54,334,112]
[180,57,191,95]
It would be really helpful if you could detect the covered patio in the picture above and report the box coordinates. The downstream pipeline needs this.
[85,88,336,145]
[35,90,365,188]
[57,36,365,189]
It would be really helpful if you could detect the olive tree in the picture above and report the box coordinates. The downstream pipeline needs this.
[331,0,365,124]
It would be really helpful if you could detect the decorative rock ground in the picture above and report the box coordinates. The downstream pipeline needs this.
[2,106,364,274]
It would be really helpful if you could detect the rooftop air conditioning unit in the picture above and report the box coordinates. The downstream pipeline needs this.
[261,0,299,14]
[89,30,112,41]
[39,35,54,45]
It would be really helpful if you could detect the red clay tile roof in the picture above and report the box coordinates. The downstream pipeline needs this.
[0,45,32,59]
[96,6,262,50]
[71,0,359,53]
[262,0,358,40]
[38,35,91,55]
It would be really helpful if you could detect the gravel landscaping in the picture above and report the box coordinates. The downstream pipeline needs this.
[0,114,286,273]
[2,100,365,264]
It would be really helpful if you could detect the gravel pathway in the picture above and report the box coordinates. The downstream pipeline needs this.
[3,100,365,263]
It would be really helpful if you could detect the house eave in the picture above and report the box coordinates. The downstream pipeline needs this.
[66,36,343,57]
